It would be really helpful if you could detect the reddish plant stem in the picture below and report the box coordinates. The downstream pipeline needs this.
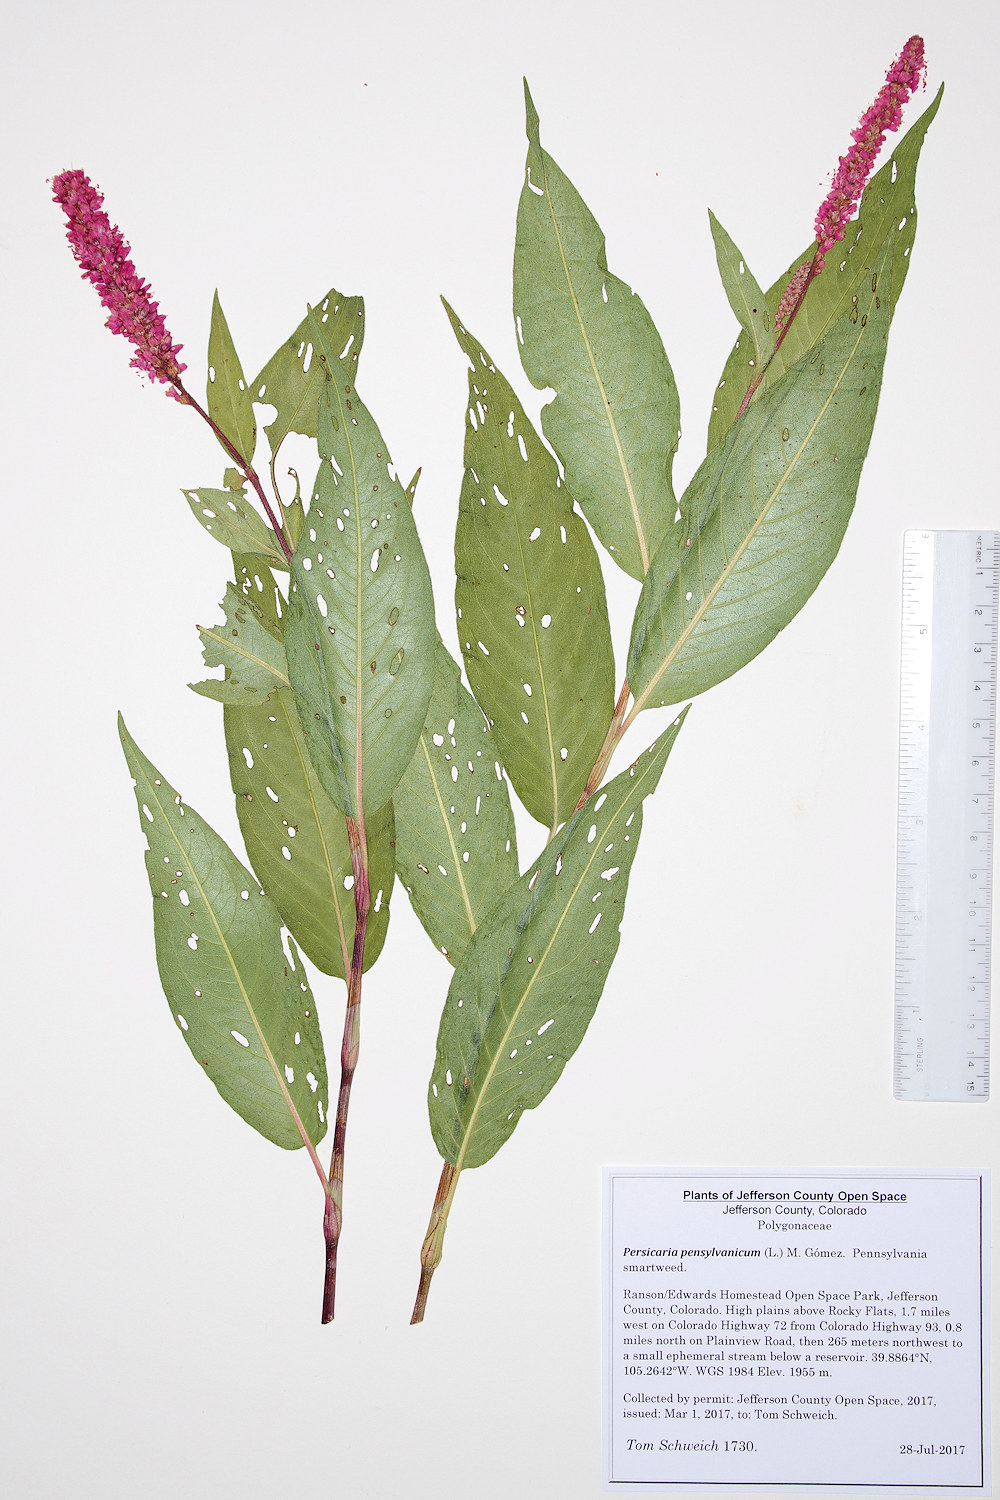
[411,1161,458,1324]
[171,378,293,563]
[410,246,831,1325]
[321,813,370,1324]
[574,677,632,813]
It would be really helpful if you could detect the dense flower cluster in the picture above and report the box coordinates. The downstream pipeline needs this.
[774,260,813,334]
[52,170,185,385]
[812,35,925,268]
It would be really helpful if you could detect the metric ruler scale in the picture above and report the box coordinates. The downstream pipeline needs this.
[894,530,997,1101]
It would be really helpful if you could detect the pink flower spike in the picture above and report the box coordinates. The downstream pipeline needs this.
[52,170,186,387]
[812,35,926,269]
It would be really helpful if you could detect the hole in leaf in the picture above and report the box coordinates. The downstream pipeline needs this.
[231,1030,250,1048]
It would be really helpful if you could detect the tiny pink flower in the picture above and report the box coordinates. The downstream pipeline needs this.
[812,35,925,269]
[52,170,186,386]
[775,261,812,334]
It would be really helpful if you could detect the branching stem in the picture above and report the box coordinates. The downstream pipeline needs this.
[410,247,829,1325]
[574,677,632,812]
[172,378,293,563]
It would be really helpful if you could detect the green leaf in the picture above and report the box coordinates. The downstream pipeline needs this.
[207,292,257,463]
[225,689,394,980]
[629,241,893,712]
[191,581,290,704]
[708,211,774,371]
[707,87,940,449]
[119,717,328,1151]
[231,551,288,637]
[284,318,436,820]
[394,637,519,966]
[428,716,686,1170]
[251,289,365,464]
[513,82,682,580]
[447,304,615,831]
[183,487,288,569]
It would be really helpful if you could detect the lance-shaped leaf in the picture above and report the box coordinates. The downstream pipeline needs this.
[707,87,940,449]
[252,288,365,463]
[708,211,774,372]
[284,322,436,820]
[183,486,288,569]
[207,292,256,463]
[191,581,290,704]
[429,716,685,1170]
[119,717,328,1151]
[217,556,394,978]
[448,304,614,830]
[629,242,892,712]
[394,637,519,966]
[513,83,681,580]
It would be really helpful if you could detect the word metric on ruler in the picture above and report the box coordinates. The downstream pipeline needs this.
[894,530,997,1101]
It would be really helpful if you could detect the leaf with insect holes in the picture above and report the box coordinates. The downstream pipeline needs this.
[284,317,436,820]
[707,88,940,449]
[252,289,365,464]
[448,304,614,831]
[514,83,682,581]
[119,717,328,1151]
[428,716,685,1169]
[207,292,256,464]
[226,691,395,979]
[629,242,893,712]
[708,212,774,373]
[394,637,519,967]
[183,487,288,569]
[190,581,290,704]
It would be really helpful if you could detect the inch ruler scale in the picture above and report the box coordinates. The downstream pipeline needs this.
[894,530,997,1101]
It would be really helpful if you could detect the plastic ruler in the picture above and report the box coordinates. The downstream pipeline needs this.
[894,529,997,1101]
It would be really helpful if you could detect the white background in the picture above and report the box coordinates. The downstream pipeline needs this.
[1,2,995,1496]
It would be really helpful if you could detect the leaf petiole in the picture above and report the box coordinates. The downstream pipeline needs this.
[410,1161,460,1324]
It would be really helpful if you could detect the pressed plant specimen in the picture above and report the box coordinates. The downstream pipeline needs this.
[54,35,936,1323]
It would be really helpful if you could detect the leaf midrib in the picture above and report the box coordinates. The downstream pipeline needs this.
[138,760,317,1152]
[537,146,649,576]
[199,624,290,686]
[418,730,477,938]
[326,378,366,823]
[276,690,351,975]
[634,278,878,716]
[449,748,662,1171]
[492,392,560,829]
